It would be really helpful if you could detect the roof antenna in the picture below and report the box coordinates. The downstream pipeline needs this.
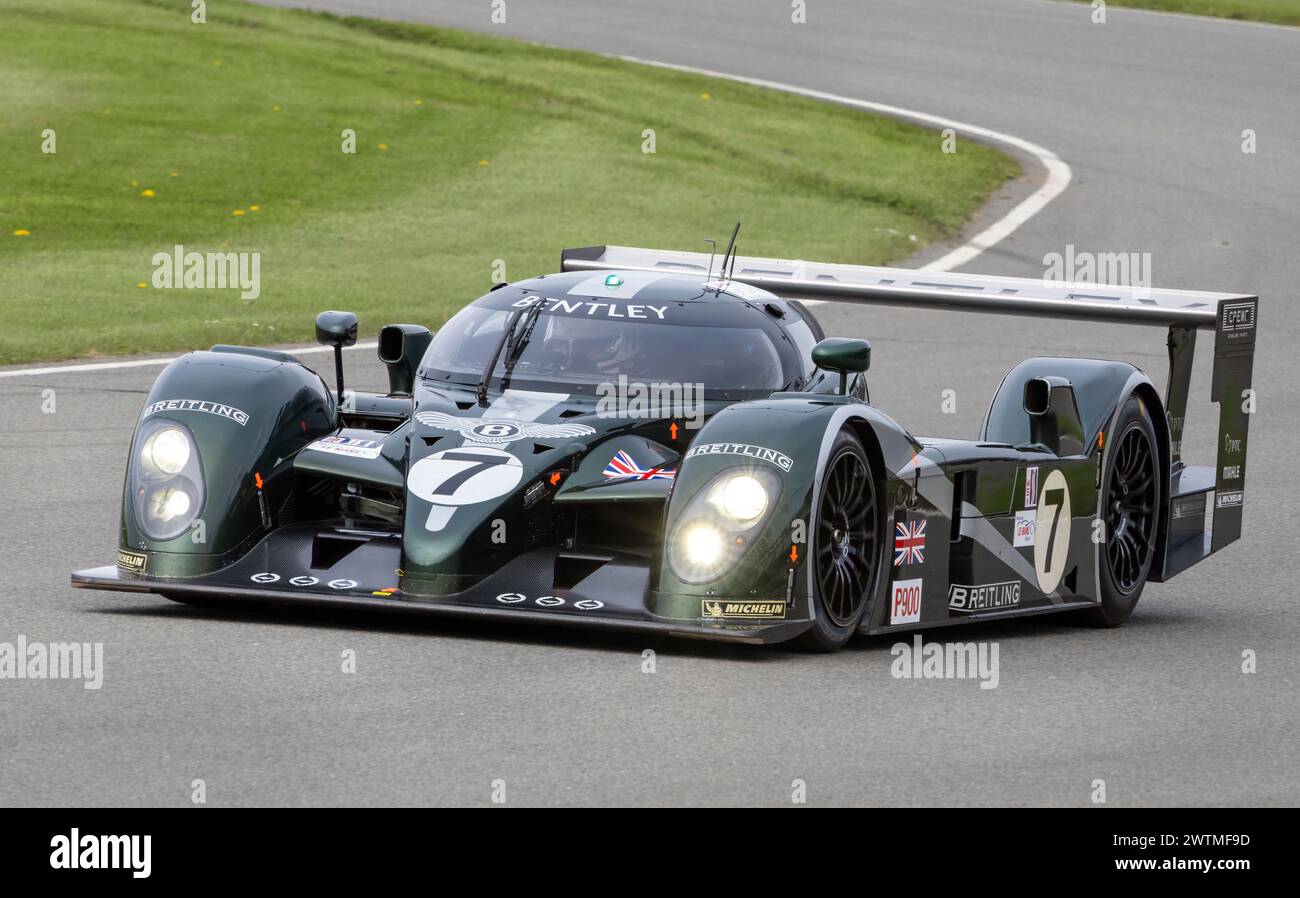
[719,222,741,282]
[704,238,717,281]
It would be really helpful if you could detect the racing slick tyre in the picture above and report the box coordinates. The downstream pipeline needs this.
[1083,394,1162,627]
[796,429,881,651]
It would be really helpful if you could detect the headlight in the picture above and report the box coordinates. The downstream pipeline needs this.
[683,524,725,566]
[141,426,191,477]
[714,473,768,522]
[131,419,204,541]
[146,484,193,522]
[668,466,781,584]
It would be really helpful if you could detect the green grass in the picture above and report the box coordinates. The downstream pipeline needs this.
[0,0,1019,364]
[1077,0,1300,25]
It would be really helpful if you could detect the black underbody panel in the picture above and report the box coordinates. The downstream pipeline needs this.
[73,526,811,644]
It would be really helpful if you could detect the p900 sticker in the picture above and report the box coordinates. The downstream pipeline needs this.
[890,579,923,625]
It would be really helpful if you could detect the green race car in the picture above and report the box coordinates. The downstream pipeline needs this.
[73,244,1257,650]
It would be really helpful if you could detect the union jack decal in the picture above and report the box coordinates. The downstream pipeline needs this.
[894,518,927,566]
[603,450,676,481]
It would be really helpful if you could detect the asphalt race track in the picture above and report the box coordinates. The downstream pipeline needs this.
[3,0,1297,806]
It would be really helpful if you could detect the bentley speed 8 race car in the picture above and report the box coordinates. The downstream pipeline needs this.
[72,244,1258,650]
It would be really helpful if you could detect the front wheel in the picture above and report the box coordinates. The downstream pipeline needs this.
[1083,394,1162,627]
[797,429,881,651]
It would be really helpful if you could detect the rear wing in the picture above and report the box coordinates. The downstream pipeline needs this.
[561,245,1258,575]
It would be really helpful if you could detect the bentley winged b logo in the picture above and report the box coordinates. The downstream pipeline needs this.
[414,411,596,445]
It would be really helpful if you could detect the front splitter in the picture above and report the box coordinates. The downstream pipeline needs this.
[70,563,813,646]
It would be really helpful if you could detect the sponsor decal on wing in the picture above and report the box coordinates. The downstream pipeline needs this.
[893,518,926,566]
[948,580,1021,613]
[1013,511,1035,547]
[306,435,382,459]
[602,449,676,481]
[141,398,249,426]
[117,549,147,574]
[1216,491,1244,508]
[1220,300,1256,335]
[701,599,788,620]
[684,441,794,471]
[1024,465,1039,509]
[890,578,923,624]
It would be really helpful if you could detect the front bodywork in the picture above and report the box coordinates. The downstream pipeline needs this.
[76,272,834,642]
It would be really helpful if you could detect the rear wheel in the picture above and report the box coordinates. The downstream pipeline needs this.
[797,429,881,651]
[1084,395,1161,626]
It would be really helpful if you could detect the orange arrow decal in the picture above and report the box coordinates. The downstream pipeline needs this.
[549,471,563,487]
[789,544,799,563]
[254,472,264,490]
[670,421,679,440]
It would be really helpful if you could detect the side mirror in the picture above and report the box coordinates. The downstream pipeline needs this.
[315,310,358,348]
[378,324,433,396]
[812,337,871,395]
[315,310,358,406]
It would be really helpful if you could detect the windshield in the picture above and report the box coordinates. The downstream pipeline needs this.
[422,303,788,396]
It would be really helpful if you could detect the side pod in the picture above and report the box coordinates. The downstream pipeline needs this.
[653,394,918,626]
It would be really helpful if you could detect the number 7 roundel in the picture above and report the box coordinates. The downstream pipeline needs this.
[408,446,524,528]
[1033,469,1072,594]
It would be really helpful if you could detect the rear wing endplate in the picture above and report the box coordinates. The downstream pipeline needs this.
[561,245,1259,575]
